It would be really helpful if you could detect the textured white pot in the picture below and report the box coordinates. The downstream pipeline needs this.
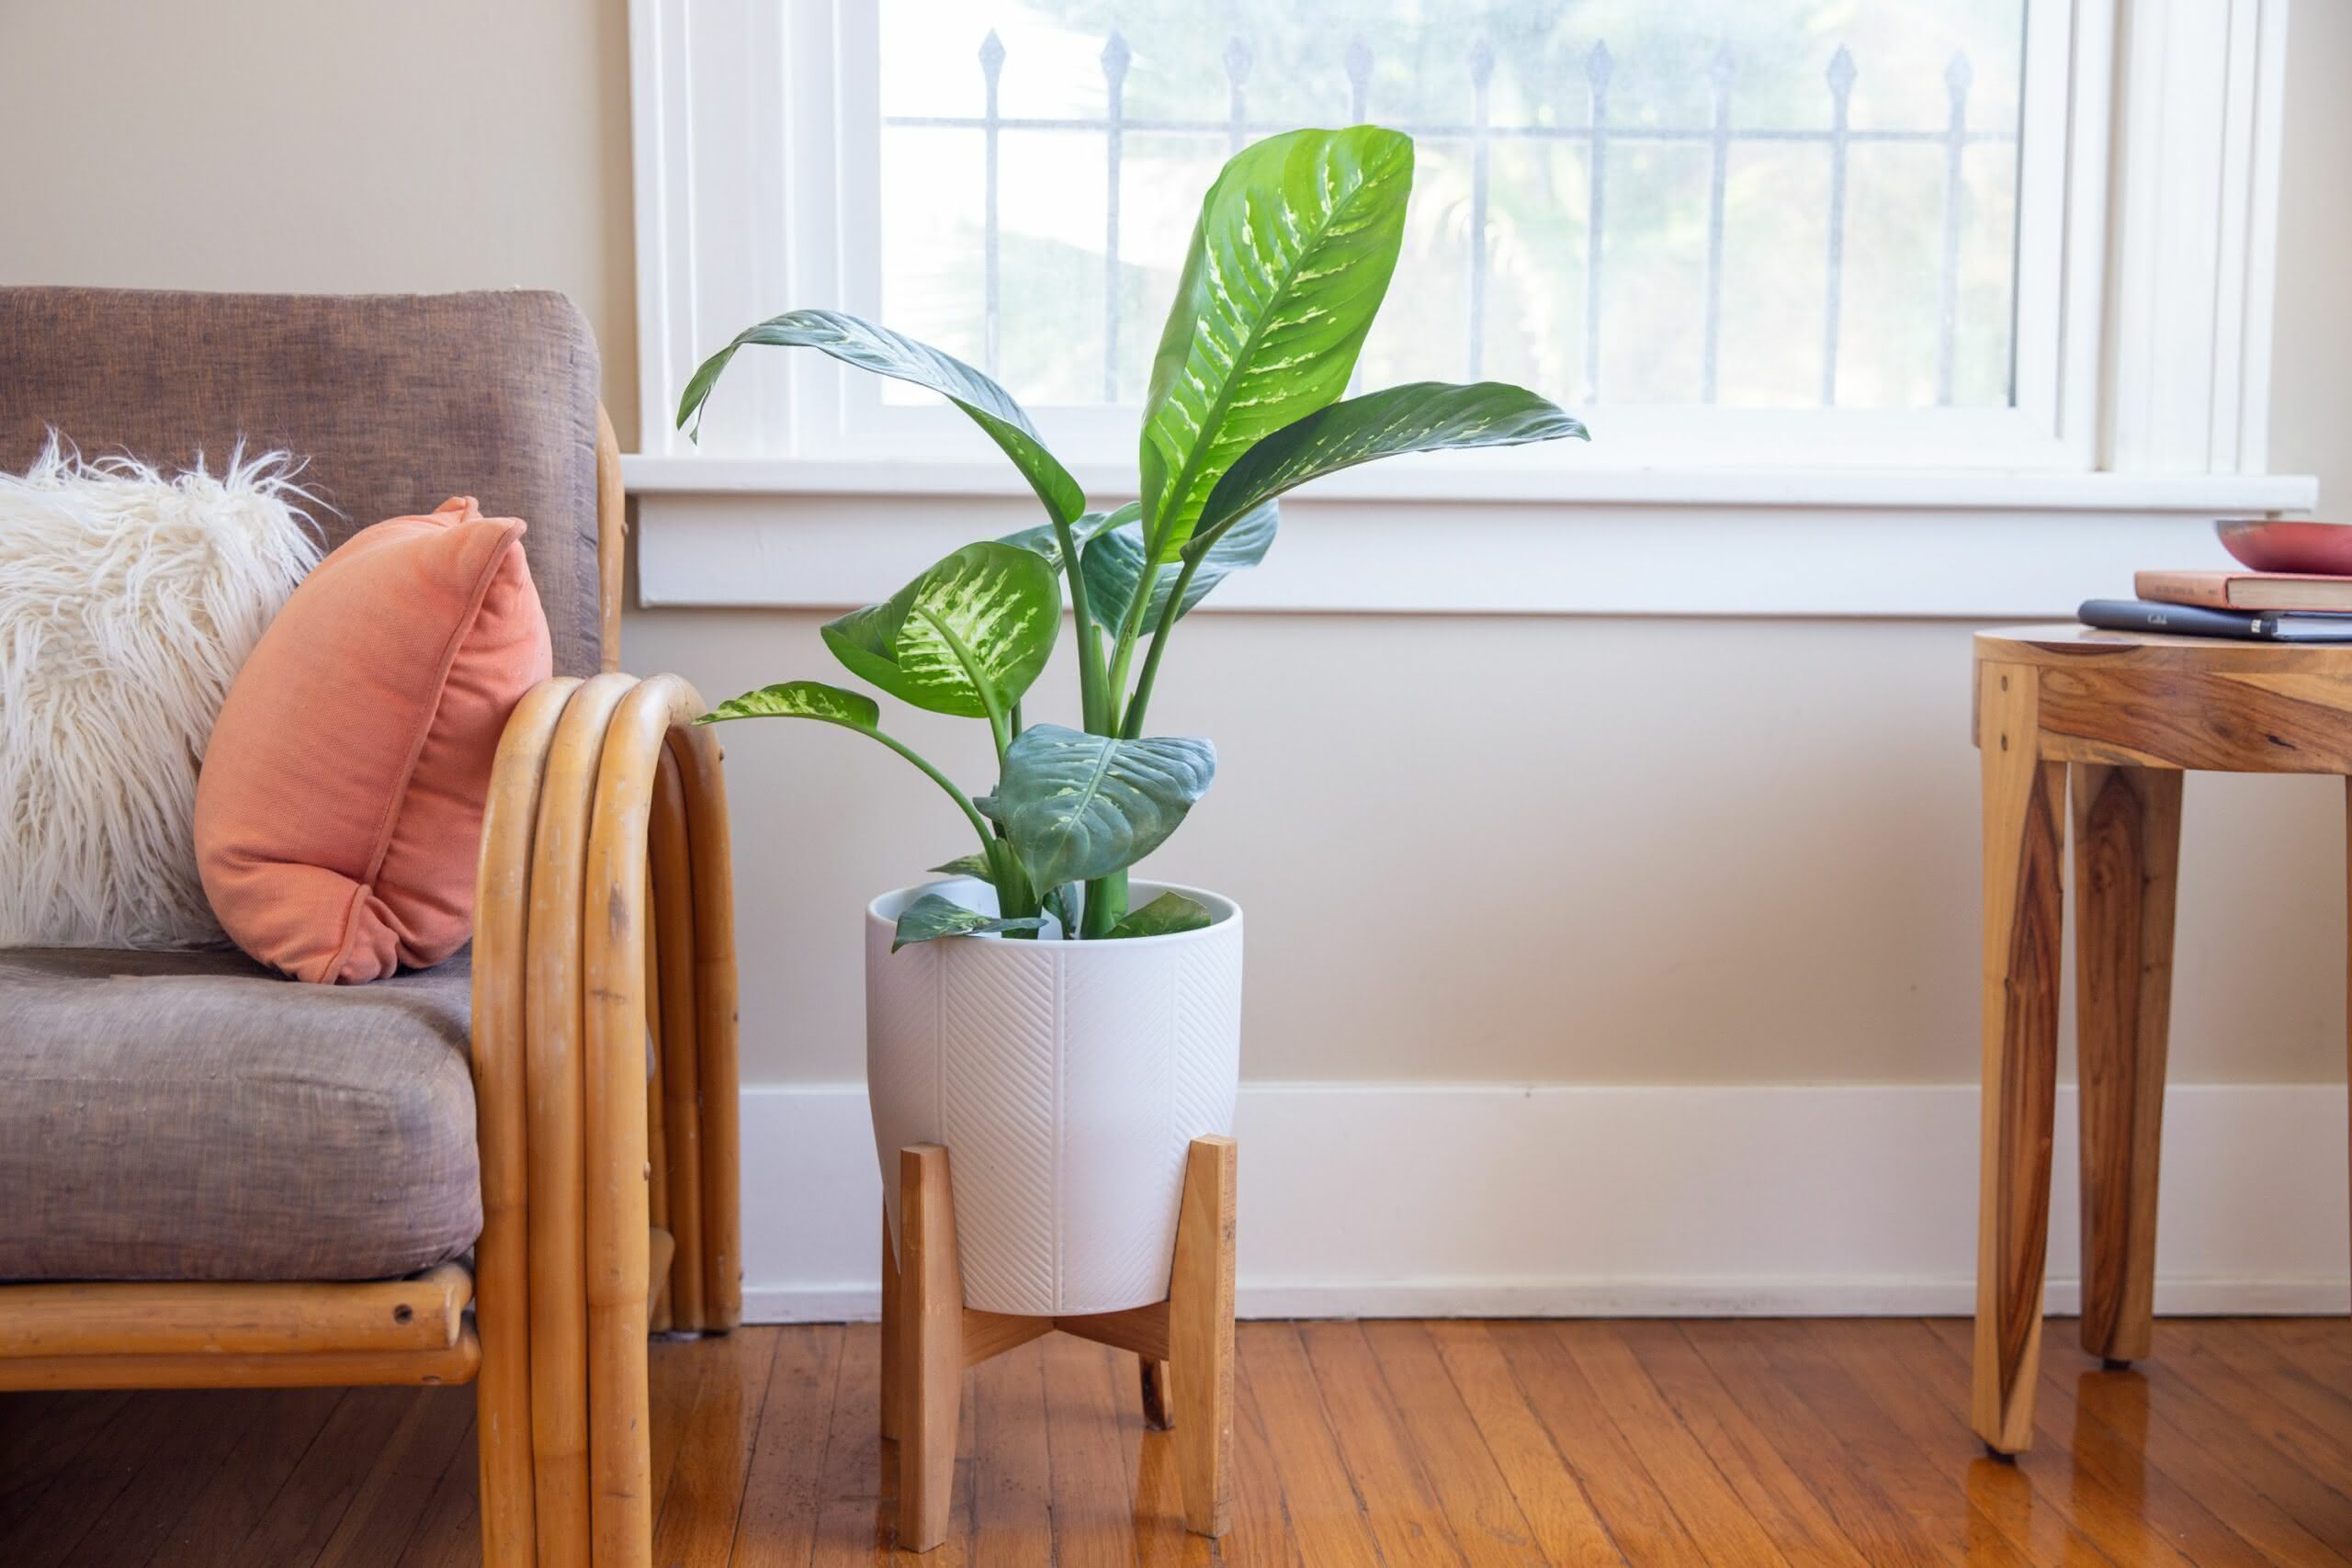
[866,877,1244,1316]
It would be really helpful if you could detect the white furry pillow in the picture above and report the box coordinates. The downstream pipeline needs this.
[0,439,322,948]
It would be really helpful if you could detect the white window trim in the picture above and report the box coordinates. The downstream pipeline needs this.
[625,0,2312,617]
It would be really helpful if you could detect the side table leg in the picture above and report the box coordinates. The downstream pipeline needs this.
[899,1145,962,1552]
[1973,662,2064,1455]
[2073,763,2181,1367]
[1170,1135,1236,1536]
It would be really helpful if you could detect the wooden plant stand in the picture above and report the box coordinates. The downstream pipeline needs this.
[878,1135,1237,1552]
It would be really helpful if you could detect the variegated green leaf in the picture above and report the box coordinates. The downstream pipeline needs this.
[1194,382,1587,548]
[1139,127,1413,558]
[980,724,1216,889]
[679,309,1086,525]
[820,542,1060,719]
[1103,891,1214,940]
[927,852,996,878]
[695,680,879,730]
[1000,502,1138,569]
[891,893,1048,952]
[1083,502,1276,630]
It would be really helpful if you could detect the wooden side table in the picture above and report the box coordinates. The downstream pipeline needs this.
[1972,625,2352,1454]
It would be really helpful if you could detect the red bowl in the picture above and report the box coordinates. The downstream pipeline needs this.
[2217,518,2352,575]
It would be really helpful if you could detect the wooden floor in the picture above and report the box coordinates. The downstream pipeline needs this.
[10,1317,2352,1565]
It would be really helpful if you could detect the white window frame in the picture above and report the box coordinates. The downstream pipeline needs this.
[625,0,2312,616]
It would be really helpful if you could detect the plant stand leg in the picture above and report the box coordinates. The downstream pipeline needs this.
[1170,1135,1236,1537]
[878,1206,901,1444]
[899,1145,962,1552]
[1138,1358,1173,1429]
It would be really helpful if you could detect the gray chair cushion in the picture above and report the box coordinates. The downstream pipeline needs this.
[0,286,604,676]
[0,947,481,1281]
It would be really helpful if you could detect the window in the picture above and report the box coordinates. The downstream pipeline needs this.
[628,0,2304,616]
[876,1,2027,417]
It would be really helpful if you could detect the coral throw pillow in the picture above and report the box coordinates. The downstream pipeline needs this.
[196,498,553,983]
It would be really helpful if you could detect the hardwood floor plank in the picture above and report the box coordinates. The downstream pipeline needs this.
[653,1328,782,1567]
[28,1317,2352,1565]
[1297,1320,1472,1568]
[3,1389,226,1568]
[1486,1322,1706,1567]
[1555,1323,1792,1567]
[1844,1325,2191,1568]
[807,1325,899,1567]
[1928,1316,2352,1568]
[1227,1337,1308,1568]
[966,1340,1052,1568]
[0,1391,134,1528]
[58,1389,272,1568]
[1240,1322,1384,1568]
[313,1389,475,1568]
[1425,1322,1626,1568]
[228,1385,417,1568]
[1679,1320,2030,1568]
[730,1324,845,1568]
[139,1386,345,1568]
[390,1419,482,1568]
[1359,1320,1554,1566]
[1901,1318,2286,1568]
[1611,1319,1868,1568]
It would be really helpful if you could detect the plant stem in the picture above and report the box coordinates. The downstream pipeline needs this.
[1081,868,1127,938]
[1102,550,1164,732]
[1120,552,1205,738]
[1051,514,1110,732]
[865,728,995,856]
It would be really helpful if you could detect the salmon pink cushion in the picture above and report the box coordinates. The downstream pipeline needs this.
[196,498,552,983]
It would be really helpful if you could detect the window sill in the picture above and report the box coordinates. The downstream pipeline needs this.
[623,457,2320,618]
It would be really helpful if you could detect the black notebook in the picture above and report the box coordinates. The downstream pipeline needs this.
[2077,598,2352,643]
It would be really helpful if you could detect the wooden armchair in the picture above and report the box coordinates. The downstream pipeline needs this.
[0,288,738,1568]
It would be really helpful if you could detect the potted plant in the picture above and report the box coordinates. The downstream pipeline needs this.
[685,125,1586,1315]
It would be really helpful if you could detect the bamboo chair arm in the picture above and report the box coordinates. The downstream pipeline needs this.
[469,671,741,1568]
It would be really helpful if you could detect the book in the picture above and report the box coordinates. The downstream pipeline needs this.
[2134,569,2352,612]
[2078,598,2352,642]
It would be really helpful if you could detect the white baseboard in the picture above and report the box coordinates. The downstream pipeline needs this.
[737,1082,2351,1323]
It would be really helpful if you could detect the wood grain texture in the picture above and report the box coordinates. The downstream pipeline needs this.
[0,1268,469,1359]
[898,1145,963,1553]
[2073,761,2182,1365]
[651,748,706,1336]
[0,1331,481,1392]
[1973,659,2064,1455]
[1979,625,2352,774]
[28,1318,2352,1566]
[1169,1135,1236,1539]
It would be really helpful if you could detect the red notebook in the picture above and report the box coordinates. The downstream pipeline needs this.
[2134,570,2352,613]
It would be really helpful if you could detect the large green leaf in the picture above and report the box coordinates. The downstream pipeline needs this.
[1083,502,1277,629]
[1104,891,1214,940]
[820,542,1060,719]
[680,309,1086,525]
[978,724,1216,890]
[1138,127,1414,559]
[695,680,880,730]
[1194,382,1587,549]
[891,893,1048,952]
[1000,502,1138,570]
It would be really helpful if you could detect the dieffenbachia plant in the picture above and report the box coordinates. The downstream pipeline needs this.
[685,126,1587,945]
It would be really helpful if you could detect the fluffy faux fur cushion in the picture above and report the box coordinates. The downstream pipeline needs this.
[0,437,322,948]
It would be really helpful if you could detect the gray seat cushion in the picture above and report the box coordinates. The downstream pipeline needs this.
[0,947,481,1281]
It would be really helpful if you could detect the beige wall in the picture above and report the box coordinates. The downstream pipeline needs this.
[7,2,2349,1085]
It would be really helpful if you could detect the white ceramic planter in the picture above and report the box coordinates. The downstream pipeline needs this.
[865,877,1244,1316]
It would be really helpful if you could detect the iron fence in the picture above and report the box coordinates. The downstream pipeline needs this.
[886,31,2018,407]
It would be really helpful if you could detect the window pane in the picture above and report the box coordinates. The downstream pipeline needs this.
[875,0,2025,412]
